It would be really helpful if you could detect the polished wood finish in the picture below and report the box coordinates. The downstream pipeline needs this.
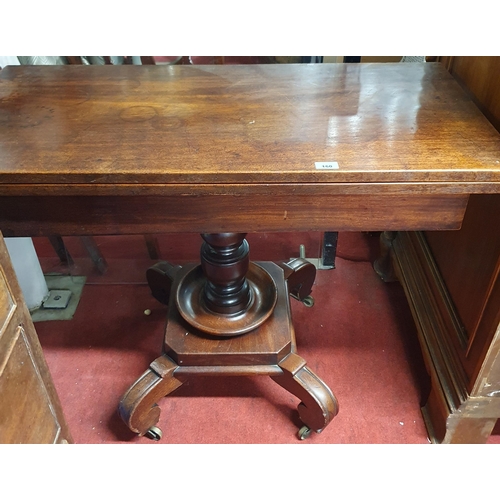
[426,195,500,369]
[146,261,181,305]
[2,63,498,239]
[175,262,277,337]
[277,258,316,302]
[200,233,251,315]
[0,232,72,443]
[389,231,500,443]
[271,352,338,433]
[0,64,499,191]
[378,57,500,443]
[0,193,469,236]
[119,260,338,437]
[166,262,292,366]
[425,57,500,381]
[1,63,500,442]
[438,56,500,131]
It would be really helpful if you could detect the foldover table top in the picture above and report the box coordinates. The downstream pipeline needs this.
[0,62,499,193]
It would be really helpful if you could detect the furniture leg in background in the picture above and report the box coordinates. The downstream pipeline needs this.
[48,236,108,275]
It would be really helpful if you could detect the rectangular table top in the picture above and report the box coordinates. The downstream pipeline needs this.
[0,63,499,196]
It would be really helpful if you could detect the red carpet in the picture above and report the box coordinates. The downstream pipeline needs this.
[31,232,500,444]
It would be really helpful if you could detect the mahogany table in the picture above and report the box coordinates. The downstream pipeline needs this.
[1,63,499,441]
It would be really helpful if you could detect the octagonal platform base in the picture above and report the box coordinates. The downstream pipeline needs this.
[119,261,338,440]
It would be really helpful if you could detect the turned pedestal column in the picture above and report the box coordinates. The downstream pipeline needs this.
[119,232,339,441]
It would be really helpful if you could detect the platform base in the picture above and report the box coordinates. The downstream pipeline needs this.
[119,261,338,440]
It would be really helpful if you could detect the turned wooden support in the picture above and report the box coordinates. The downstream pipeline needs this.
[122,260,338,440]
[200,233,252,314]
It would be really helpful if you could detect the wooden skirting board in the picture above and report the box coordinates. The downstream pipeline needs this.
[388,231,500,444]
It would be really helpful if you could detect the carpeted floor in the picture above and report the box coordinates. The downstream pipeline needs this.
[31,232,499,444]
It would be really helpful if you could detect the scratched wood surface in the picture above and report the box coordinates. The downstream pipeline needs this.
[0,63,499,192]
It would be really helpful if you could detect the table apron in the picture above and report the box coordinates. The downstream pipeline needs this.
[0,193,469,236]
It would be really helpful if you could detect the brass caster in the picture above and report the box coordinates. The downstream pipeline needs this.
[145,426,163,441]
[302,295,315,308]
[298,425,312,440]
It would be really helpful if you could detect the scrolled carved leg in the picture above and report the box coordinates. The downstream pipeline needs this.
[272,352,339,435]
[373,231,398,282]
[118,355,183,436]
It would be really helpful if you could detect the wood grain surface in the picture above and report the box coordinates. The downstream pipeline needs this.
[0,193,468,235]
[0,63,499,192]
[0,233,72,443]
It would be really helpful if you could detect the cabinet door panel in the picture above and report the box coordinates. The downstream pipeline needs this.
[425,194,500,365]
[0,232,72,444]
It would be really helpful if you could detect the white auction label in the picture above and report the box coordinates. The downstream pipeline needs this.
[315,162,339,170]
